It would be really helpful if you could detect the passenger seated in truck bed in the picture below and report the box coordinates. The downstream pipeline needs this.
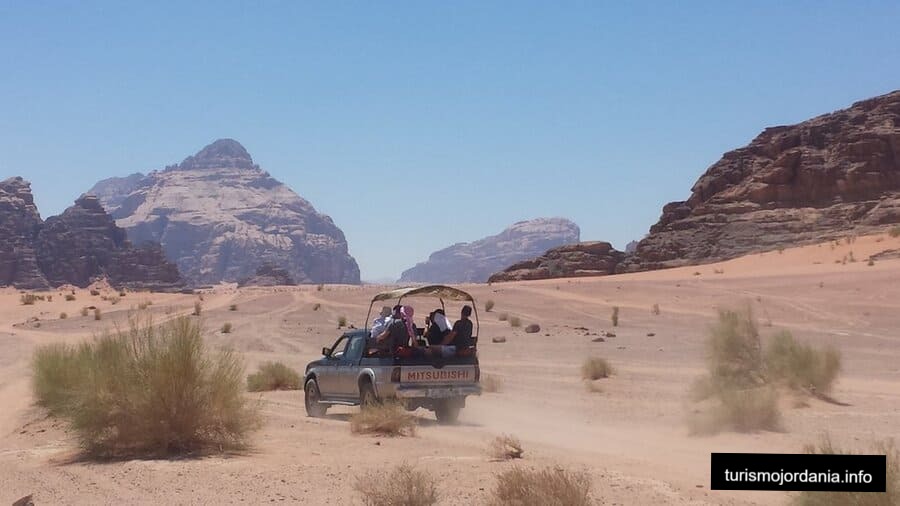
[436,305,473,358]
[424,308,451,345]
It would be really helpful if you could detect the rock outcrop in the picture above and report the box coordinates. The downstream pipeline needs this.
[237,263,297,287]
[87,139,360,286]
[0,179,183,291]
[620,90,900,272]
[0,177,49,289]
[399,218,580,283]
[488,241,625,282]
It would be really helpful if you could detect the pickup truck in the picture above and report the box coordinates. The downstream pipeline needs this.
[303,285,483,424]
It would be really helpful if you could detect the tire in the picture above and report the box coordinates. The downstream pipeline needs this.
[304,379,328,418]
[359,380,380,411]
[434,400,460,424]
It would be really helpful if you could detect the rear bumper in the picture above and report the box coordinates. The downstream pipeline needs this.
[394,384,482,399]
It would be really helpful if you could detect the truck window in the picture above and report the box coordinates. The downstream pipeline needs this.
[344,336,365,362]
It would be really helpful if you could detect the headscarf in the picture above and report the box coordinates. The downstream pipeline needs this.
[432,311,451,332]
[400,305,416,341]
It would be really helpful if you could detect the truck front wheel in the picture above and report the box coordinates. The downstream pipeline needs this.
[305,379,328,418]
[434,400,460,424]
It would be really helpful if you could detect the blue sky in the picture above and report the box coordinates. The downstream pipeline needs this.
[1,2,898,280]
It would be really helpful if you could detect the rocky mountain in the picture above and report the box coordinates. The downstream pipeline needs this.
[0,177,49,289]
[488,241,625,282]
[237,263,297,287]
[620,90,900,272]
[0,177,183,291]
[86,139,360,286]
[399,218,580,283]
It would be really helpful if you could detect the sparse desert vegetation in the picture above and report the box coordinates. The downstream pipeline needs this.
[508,316,521,327]
[246,362,301,391]
[581,357,612,380]
[337,315,347,328]
[488,434,524,461]
[229,304,238,311]
[350,401,416,437]
[482,373,503,393]
[31,317,258,456]
[611,306,619,327]
[193,301,202,316]
[80,307,89,317]
[498,312,508,321]
[20,293,37,305]
[59,312,67,319]
[485,299,495,312]
[94,308,102,320]
[312,303,321,311]
[890,226,900,238]
[765,330,841,393]
[221,322,233,333]
[354,463,438,506]
[651,303,660,315]
[489,466,592,506]
[791,436,898,506]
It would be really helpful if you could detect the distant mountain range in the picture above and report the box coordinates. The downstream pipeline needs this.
[399,217,580,283]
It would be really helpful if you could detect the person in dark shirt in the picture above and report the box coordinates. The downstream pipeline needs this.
[374,305,406,353]
[440,305,473,357]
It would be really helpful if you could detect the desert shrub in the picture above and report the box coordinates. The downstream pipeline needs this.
[246,362,301,391]
[482,374,503,393]
[90,289,100,296]
[488,434,523,460]
[118,290,126,297]
[137,300,151,310]
[80,307,89,317]
[316,283,324,292]
[192,301,202,316]
[312,303,321,311]
[108,295,120,305]
[354,463,438,506]
[350,401,416,437]
[32,343,89,415]
[337,315,347,328]
[229,304,237,311]
[890,226,900,238]
[498,312,508,322]
[508,316,521,328]
[705,308,765,392]
[651,303,660,315]
[792,437,898,506]
[221,322,233,334]
[611,306,619,327]
[485,299,495,312]
[32,317,258,456]
[584,381,603,393]
[581,357,612,380]
[94,308,102,320]
[65,294,76,301]
[688,386,781,435]
[490,466,592,506]
[868,258,875,266]
[47,295,53,302]
[20,293,37,305]
[59,312,67,319]
[765,331,841,393]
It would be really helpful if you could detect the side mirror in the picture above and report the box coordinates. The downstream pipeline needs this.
[322,347,332,358]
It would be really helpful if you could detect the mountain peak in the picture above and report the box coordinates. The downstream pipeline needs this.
[177,138,254,171]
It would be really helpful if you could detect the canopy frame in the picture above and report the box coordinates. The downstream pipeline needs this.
[364,285,480,340]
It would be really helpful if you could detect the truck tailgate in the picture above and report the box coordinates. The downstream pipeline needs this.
[400,365,477,384]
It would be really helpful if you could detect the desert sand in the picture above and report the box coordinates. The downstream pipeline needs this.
[2,233,899,505]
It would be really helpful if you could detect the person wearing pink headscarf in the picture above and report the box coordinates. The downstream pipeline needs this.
[400,305,418,347]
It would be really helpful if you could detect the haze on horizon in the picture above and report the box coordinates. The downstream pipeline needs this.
[1,2,898,281]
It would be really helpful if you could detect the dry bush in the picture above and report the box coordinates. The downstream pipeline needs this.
[498,312,508,322]
[229,304,237,311]
[868,258,875,266]
[792,437,898,506]
[488,434,523,460]
[890,226,900,238]
[584,381,603,394]
[312,303,321,311]
[482,374,503,393]
[705,308,765,391]
[137,301,151,310]
[32,317,258,456]
[350,401,416,437]
[508,316,521,328]
[337,315,347,328]
[192,301,202,316]
[59,312,67,319]
[490,466,592,506]
[581,357,612,380]
[80,307,89,317]
[119,290,126,297]
[765,331,841,393]
[20,293,37,305]
[485,299,495,312]
[65,293,76,301]
[354,463,438,506]
[246,362,301,391]
[108,295,120,305]
[316,283,324,292]
[611,306,620,327]
[688,386,781,435]
[47,295,52,302]
[94,308,102,320]
[221,322,233,334]
[651,303,660,315]
[90,289,100,296]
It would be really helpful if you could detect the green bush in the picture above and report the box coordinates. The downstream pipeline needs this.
[246,362,301,392]
[31,317,258,456]
[765,331,841,393]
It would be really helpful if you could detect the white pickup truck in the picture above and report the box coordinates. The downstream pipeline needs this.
[303,285,482,424]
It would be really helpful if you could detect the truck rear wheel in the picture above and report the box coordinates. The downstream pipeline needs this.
[434,400,460,424]
[305,379,328,418]
[359,381,379,411]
